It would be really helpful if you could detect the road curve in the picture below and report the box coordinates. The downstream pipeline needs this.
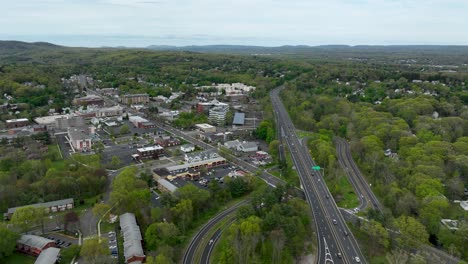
[182,200,249,264]
[335,137,383,213]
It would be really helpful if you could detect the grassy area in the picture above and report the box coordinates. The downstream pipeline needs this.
[73,193,104,214]
[296,130,315,139]
[3,253,35,264]
[72,153,101,168]
[330,175,360,209]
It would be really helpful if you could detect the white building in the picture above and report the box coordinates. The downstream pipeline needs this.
[195,123,216,133]
[96,105,123,117]
[237,141,258,152]
[180,144,195,153]
[209,104,229,126]
[224,140,241,150]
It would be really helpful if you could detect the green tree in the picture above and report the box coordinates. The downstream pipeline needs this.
[79,237,109,263]
[10,206,46,232]
[176,183,210,217]
[110,166,150,214]
[394,216,429,248]
[120,124,130,135]
[361,220,390,251]
[145,222,179,250]
[110,155,122,169]
[92,203,111,219]
[0,223,19,260]
[171,199,193,233]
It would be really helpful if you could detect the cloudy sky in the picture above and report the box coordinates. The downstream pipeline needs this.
[1,0,467,47]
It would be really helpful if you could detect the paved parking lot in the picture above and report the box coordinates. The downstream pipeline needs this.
[44,232,78,249]
[107,231,118,259]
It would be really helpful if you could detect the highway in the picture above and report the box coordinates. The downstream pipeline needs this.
[335,137,383,213]
[182,200,248,264]
[271,86,366,264]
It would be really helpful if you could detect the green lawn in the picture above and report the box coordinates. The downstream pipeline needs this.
[3,253,35,264]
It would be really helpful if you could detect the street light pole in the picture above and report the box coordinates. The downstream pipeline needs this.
[98,204,117,243]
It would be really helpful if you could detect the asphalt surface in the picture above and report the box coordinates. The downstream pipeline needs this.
[335,137,383,213]
[182,200,249,264]
[271,86,366,264]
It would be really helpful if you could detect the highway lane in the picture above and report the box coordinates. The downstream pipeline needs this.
[335,137,383,213]
[182,200,248,264]
[270,86,366,264]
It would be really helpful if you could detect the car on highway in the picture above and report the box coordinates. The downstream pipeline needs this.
[332,219,337,225]
[209,239,214,246]
[355,256,361,262]
[344,231,348,236]
[337,252,342,259]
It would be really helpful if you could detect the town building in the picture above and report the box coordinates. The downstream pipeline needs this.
[136,145,164,159]
[165,156,226,173]
[34,115,71,129]
[120,213,145,264]
[209,105,229,126]
[129,116,155,129]
[35,247,61,264]
[196,99,229,114]
[224,140,242,150]
[6,118,29,129]
[67,127,93,152]
[73,95,104,106]
[180,144,195,153]
[195,123,216,133]
[121,94,150,105]
[98,87,119,97]
[155,136,181,147]
[96,105,123,117]
[232,112,245,126]
[460,201,468,211]
[17,235,56,257]
[55,116,85,130]
[156,178,178,193]
[4,198,74,220]
[237,141,258,152]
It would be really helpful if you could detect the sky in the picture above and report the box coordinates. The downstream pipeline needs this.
[1,0,467,47]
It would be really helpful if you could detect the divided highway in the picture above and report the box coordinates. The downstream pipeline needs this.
[335,137,383,213]
[271,86,366,264]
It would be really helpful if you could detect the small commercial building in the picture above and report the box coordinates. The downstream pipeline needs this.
[237,141,258,152]
[6,118,29,129]
[96,105,124,117]
[155,136,180,147]
[4,198,74,220]
[136,145,164,159]
[35,247,61,264]
[121,94,150,105]
[156,178,178,193]
[120,213,145,264]
[17,235,56,257]
[224,139,241,150]
[55,116,85,130]
[73,95,104,106]
[166,157,226,172]
[232,112,245,126]
[195,123,216,133]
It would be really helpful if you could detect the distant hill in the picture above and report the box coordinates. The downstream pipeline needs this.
[0,40,60,53]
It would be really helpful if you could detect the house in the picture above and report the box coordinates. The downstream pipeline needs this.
[35,247,61,264]
[120,213,145,264]
[73,95,104,106]
[17,235,56,257]
[180,144,195,153]
[129,116,155,128]
[237,141,258,152]
[184,149,220,163]
[4,198,74,220]
[195,123,216,133]
[136,145,164,159]
[121,94,150,105]
[67,127,93,152]
[6,118,29,129]
[224,140,241,150]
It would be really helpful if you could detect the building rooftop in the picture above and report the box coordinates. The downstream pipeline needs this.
[123,93,149,97]
[34,115,71,125]
[6,118,29,123]
[6,198,74,216]
[119,213,145,261]
[167,157,226,172]
[68,127,91,141]
[137,145,163,152]
[157,178,178,192]
[35,247,60,264]
[239,141,257,149]
[18,235,55,249]
[195,123,215,129]
[233,112,245,125]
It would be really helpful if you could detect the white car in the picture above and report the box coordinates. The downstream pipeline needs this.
[355,256,361,262]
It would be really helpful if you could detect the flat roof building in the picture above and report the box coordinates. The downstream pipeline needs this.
[232,112,245,125]
[67,127,92,152]
[5,198,74,220]
[121,94,150,105]
[35,247,61,264]
[157,178,178,193]
[195,123,216,133]
[6,118,29,129]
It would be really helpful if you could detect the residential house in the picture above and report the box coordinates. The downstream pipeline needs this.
[224,140,241,150]
[4,198,74,220]
[184,149,220,163]
[180,144,195,153]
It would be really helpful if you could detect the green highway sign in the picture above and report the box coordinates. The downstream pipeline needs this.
[312,166,321,170]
